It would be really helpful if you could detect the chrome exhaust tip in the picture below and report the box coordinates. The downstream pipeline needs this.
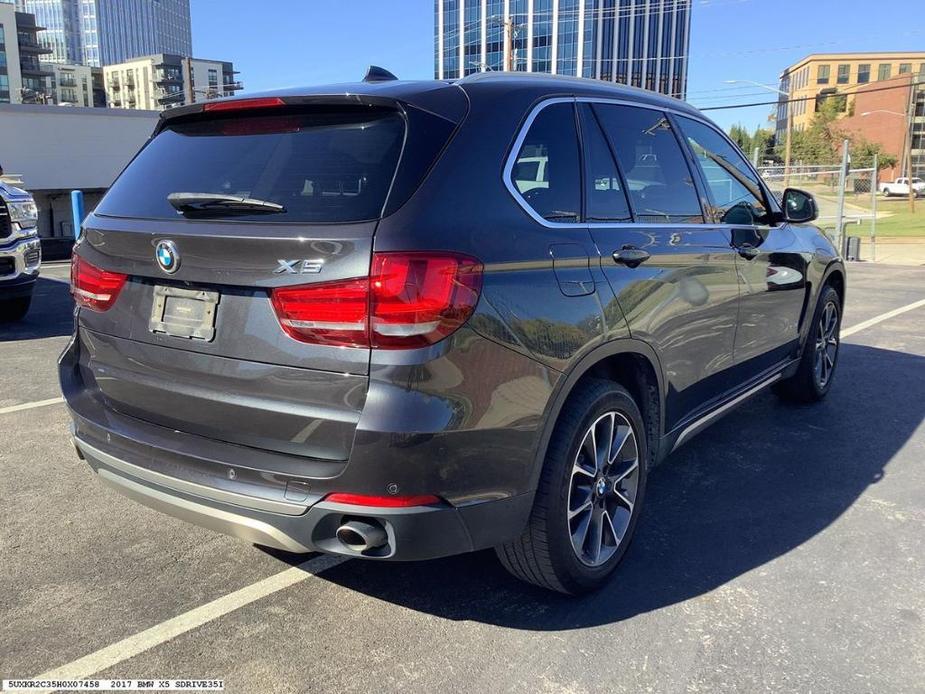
[336,519,388,552]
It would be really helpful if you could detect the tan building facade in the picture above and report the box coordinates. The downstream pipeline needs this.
[102,53,242,112]
[776,53,925,137]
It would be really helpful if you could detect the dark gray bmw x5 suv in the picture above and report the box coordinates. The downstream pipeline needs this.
[60,72,845,594]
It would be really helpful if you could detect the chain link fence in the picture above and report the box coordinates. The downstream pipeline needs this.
[756,162,881,261]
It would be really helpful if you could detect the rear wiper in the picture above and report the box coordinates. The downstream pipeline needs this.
[167,192,286,216]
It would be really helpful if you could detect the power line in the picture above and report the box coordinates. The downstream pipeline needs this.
[699,78,925,111]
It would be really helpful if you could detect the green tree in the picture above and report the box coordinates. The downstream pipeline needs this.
[846,136,898,171]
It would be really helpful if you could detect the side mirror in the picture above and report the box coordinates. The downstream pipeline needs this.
[782,188,818,223]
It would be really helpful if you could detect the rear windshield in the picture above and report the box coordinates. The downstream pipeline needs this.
[95,107,405,223]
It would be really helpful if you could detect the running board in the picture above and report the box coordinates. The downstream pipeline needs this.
[669,373,782,454]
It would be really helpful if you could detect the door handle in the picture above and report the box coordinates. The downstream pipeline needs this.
[612,246,651,268]
[736,244,760,260]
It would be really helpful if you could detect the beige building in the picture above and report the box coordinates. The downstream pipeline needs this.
[103,53,242,112]
[775,52,925,143]
[46,62,95,106]
[0,3,52,103]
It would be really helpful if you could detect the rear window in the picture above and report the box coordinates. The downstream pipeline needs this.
[96,107,405,223]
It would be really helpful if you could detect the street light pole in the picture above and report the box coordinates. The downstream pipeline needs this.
[725,79,792,185]
[862,108,915,213]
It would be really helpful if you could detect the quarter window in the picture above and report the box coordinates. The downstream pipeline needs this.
[675,116,769,226]
[510,102,581,222]
[594,104,703,224]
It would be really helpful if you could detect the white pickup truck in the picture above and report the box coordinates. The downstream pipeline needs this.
[880,177,925,197]
[0,179,41,321]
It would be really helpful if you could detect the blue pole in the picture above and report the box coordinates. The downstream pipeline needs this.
[70,190,85,241]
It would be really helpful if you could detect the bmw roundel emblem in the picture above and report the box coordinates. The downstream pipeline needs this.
[155,240,180,274]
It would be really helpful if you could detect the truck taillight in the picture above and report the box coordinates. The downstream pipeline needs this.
[270,252,482,349]
[70,255,128,312]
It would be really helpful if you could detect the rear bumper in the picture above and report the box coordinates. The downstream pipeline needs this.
[74,434,531,561]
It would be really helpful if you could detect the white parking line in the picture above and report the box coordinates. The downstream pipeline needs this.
[30,554,348,693]
[0,397,65,415]
[841,298,925,338]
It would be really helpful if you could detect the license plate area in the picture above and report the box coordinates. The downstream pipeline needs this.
[149,285,219,341]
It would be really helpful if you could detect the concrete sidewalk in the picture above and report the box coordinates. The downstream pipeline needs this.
[855,237,925,265]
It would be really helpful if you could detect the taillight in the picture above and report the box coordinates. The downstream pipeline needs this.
[269,252,482,349]
[203,96,285,112]
[270,277,370,347]
[70,254,128,312]
[325,493,441,508]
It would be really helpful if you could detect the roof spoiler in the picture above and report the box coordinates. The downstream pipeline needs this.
[363,65,398,83]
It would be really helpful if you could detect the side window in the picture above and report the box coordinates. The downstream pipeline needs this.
[674,116,770,226]
[593,104,704,223]
[510,102,581,222]
[579,104,632,222]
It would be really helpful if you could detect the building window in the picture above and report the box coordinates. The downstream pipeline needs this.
[899,63,912,75]
[878,63,891,80]
[816,64,830,85]
[836,64,849,84]
[857,64,870,83]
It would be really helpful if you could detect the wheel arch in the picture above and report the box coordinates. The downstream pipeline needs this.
[528,339,666,493]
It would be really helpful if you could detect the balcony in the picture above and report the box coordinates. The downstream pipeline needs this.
[17,37,52,55]
[58,77,78,88]
[222,80,243,92]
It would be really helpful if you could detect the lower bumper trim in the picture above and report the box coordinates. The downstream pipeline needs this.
[97,468,311,554]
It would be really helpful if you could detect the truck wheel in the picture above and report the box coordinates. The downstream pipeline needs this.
[773,285,841,403]
[496,379,648,594]
[0,296,32,322]
[881,188,890,197]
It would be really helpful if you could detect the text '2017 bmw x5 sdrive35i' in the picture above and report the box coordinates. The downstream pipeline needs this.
[60,71,844,594]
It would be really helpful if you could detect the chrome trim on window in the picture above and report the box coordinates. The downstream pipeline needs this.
[502,95,777,231]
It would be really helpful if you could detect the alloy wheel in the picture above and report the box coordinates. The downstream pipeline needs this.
[813,300,839,388]
[567,411,640,567]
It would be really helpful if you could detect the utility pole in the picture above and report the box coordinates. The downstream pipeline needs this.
[183,57,194,106]
[503,16,515,71]
[784,110,793,188]
[906,83,916,213]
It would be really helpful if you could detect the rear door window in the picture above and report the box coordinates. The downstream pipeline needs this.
[593,104,704,224]
[509,102,581,223]
[578,104,632,223]
[95,107,405,223]
[674,115,770,225]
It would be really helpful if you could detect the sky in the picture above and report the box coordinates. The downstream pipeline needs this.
[191,0,925,134]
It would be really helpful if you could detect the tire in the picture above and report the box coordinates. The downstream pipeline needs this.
[496,379,648,594]
[0,295,31,322]
[773,284,841,403]
[881,188,891,198]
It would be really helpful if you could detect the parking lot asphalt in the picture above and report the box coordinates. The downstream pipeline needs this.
[1,261,923,693]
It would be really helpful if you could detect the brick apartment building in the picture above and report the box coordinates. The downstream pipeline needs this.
[838,74,925,183]
[776,53,925,182]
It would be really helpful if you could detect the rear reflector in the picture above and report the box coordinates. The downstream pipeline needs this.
[70,255,128,312]
[203,96,286,112]
[325,493,441,508]
[270,251,482,349]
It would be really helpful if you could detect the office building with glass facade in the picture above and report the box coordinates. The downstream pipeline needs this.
[434,0,691,98]
[13,0,191,67]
